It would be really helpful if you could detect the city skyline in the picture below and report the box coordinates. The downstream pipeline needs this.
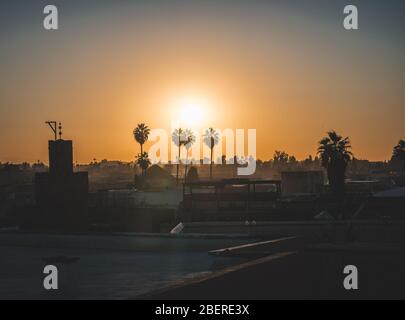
[1,0,404,163]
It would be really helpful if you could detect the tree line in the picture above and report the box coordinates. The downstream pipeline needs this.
[132,123,404,194]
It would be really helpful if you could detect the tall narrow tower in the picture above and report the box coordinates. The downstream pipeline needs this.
[48,139,73,176]
[45,122,73,176]
[34,122,88,229]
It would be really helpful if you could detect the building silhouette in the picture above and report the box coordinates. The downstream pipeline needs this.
[33,135,88,229]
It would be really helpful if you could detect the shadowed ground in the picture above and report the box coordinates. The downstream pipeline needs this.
[142,245,405,300]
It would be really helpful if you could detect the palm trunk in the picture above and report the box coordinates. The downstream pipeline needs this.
[176,139,180,185]
[328,161,347,220]
[184,153,189,183]
[210,148,213,180]
[140,144,144,177]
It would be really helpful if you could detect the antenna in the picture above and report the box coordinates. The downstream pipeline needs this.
[45,121,57,140]
[58,122,63,140]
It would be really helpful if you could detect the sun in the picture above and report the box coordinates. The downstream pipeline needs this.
[174,96,208,127]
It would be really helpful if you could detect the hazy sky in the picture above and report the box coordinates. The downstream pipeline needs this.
[1,0,404,163]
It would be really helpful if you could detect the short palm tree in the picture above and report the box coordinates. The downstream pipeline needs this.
[136,152,151,176]
[203,128,220,180]
[273,150,289,169]
[318,131,352,197]
[133,123,150,175]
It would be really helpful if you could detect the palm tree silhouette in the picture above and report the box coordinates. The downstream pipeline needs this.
[136,152,151,176]
[392,140,405,160]
[172,128,187,185]
[318,131,352,198]
[273,150,289,169]
[183,129,196,182]
[133,123,150,175]
[203,128,220,180]
[392,140,405,171]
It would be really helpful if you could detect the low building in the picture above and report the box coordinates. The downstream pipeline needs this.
[362,187,405,220]
[281,171,324,195]
[94,189,182,209]
[144,165,175,190]
[182,179,281,221]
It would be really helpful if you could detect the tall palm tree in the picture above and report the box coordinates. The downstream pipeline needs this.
[203,128,220,180]
[318,131,352,197]
[133,123,150,175]
[183,129,196,182]
[172,128,187,185]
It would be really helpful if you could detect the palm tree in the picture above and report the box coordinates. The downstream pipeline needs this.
[172,128,187,185]
[183,129,196,182]
[318,131,352,197]
[392,140,405,171]
[133,123,150,175]
[392,140,405,160]
[273,150,289,169]
[136,152,151,176]
[203,128,220,180]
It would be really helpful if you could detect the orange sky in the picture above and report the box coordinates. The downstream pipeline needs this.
[0,1,404,163]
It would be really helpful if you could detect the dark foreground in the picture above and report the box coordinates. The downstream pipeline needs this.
[1,232,404,300]
[142,245,405,300]
[0,233,253,299]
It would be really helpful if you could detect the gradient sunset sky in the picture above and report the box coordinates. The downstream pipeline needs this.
[1,0,404,163]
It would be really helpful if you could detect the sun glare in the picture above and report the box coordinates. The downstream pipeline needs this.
[174,96,208,127]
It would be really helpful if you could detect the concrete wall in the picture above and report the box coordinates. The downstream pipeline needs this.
[97,189,182,209]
